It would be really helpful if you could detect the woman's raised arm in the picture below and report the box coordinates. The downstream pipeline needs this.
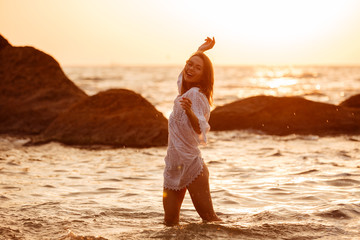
[197,37,215,52]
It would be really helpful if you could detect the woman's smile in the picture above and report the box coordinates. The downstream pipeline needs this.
[183,55,204,83]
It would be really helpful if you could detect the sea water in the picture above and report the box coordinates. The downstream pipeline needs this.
[0,66,359,239]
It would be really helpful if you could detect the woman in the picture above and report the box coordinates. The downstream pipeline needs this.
[163,37,221,226]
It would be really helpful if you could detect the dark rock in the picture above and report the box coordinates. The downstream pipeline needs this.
[209,95,360,136]
[0,35,168,148]
[0,41,87,135]
[32,89,168,148]
[339,94,360,109]
[0,34,11,50]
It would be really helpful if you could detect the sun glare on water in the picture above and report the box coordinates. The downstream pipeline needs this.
[254,69,298,90]
[247,68,304,96]
[254,69,298,88]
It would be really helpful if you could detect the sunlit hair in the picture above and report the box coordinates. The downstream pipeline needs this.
[181,51,214,105]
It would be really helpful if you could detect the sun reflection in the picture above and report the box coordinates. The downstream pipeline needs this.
[250,69,299,96]
[266,78,298,89]
[253,69,299,88]
[246,67,324,98]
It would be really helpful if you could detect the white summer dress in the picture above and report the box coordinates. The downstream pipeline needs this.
[163,72,211,191]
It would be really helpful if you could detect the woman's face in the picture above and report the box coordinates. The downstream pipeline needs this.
[183,56,204,83]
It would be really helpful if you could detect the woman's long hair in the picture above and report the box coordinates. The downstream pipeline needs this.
[181,51,214,106]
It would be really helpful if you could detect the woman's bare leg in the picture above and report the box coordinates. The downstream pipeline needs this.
[187,164,221,222]
[163,187,186,226]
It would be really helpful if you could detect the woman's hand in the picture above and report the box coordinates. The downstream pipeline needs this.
[197,37,215,52]
[180,97,201,134]
[180,97,192,114]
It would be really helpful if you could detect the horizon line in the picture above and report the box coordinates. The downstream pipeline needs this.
[62,63,360,68]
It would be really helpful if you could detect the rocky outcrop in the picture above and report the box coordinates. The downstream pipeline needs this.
[339,94,360,109]
[0,35,10,50]
[32,89,168,148]
[209,95,360,136]
[0,35,168,147]
[0,35,87,135]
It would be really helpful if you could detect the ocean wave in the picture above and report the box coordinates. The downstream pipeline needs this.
[130,221,344,240]
[325,178,360,187]
[80,76,105,81]
[1,201,359,239]
[316,204,360,220]
[283,72,320,79]
[293,169,319,175]
[63,230,108,240]
[0,226,22,240]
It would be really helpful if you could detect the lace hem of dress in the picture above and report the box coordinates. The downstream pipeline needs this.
[163,163,204,191]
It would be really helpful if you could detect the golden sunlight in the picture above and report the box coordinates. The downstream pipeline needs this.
[169,0,360,65]
[178,1,353,41]
[227,0,349,46]
[1,0,360,65]
[254,69,298,87]
[265,78,298,89]
[247,68,302,96]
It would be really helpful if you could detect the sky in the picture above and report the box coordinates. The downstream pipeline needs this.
[1,0,360,66]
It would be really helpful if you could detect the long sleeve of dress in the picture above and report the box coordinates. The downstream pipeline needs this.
[184,88,211,145]
[177,71,183,94]
[177,71,210,143]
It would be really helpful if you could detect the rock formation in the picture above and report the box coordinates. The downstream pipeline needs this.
[209,95,360,136]
[339,94,360,109]
[32,89,168,148]
[0,35,87,135]
[1,35,168,147]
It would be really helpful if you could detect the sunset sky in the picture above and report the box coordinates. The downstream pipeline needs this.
[1,0,360,66]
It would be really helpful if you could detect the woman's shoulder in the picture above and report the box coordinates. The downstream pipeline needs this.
[184,87,201,96]
[185,87,209,104]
